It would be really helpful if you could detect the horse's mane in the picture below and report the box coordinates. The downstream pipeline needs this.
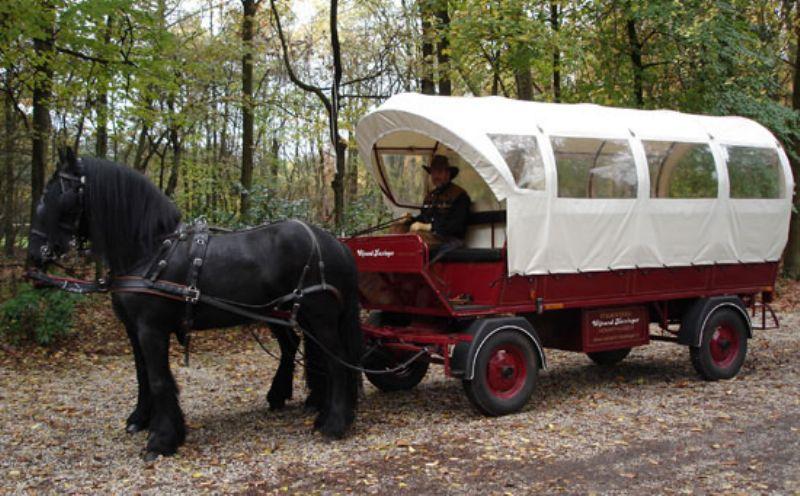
[83,158,181,273]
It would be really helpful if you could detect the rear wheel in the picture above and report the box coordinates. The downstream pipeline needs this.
[690,308,748,380]
[462,330,539,416]
[587,347,631,366]
[364,347,429,392]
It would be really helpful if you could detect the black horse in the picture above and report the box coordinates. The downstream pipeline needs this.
[27,149,363,460]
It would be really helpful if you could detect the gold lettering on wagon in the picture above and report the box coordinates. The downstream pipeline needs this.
[585,308,646,347]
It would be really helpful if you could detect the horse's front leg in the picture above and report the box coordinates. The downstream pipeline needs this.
[125,322,151,434]
[138,323,185,460]
[113,298,151,434]
[267,325,299,410]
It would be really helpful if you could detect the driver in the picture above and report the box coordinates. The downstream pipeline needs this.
[394,155,471,246]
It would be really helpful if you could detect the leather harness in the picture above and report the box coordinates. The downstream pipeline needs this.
[29,218,343,364]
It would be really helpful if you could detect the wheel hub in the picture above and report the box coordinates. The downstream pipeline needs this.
[709,324,739,368]
[486,345,527,399]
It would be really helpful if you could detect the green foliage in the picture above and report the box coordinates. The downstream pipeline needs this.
[342,188,392,234]
[238,185,313,227]
[727,146,783,199]
[0,284,80,346]
[666,147,719,199]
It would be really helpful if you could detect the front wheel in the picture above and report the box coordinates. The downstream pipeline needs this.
[462,330,539,416]
[690,308,748,380]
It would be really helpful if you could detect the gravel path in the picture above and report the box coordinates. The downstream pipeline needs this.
[1,312,798,494]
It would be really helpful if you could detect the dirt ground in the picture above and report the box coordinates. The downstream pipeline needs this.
[0,294,799,494]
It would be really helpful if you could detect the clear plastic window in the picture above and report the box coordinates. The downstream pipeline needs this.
[644,141,717,198]
[551,137,637,198]
[725,146,783,199]
[378,151,501,211]
[379,153,429,206]
[488,134,545,191]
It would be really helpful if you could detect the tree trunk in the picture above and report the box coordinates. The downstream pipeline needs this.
[783,13,800,278]
[435,2,451,96]
[270,134,280,180]
[220,95,229,160]
[330,0,345,228]
[515,67,533,101]
[240,0,258,221]
[95,90,109,159]
[132,121,150,171]
[626,17,644,108]
[31,3,55,220]
[165,127,181,198]
[332,139,346,228]
[346,145,358,203]
[550,2,561,103]
[95,15,113,159]
[3,72,16,255]
[420,0,436,94]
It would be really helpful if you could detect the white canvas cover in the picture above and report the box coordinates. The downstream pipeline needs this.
[356,93,794,275]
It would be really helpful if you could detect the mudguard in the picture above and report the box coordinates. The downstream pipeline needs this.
[451,317,546,379]
[678,296,752,347]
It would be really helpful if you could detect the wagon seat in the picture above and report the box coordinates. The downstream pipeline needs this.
[428,209,506,263]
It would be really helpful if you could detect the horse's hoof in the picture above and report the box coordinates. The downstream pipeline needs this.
[304,395,323,411]
[268,400,286,411]
[126,423,146,434]
[318,417,348,440]
[142,450,161,463]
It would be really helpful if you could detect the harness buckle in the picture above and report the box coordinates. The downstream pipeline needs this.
[186,285,200,303]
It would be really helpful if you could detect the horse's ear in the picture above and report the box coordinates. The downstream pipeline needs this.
[57,146,78,172]
[57,146,68,170]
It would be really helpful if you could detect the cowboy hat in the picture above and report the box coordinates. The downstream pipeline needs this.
[423,155,460,179]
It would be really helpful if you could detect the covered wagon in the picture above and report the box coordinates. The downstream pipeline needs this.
[345,93,793,415]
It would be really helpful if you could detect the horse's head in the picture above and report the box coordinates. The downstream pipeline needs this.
[28,147,88,269]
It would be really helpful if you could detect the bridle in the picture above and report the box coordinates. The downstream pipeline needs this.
[33,159,89,265]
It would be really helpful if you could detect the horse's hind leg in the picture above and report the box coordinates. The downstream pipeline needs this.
[303,338,326,411]
[138,324,186,459]
[304,323,354,439]
[267,325,298,410]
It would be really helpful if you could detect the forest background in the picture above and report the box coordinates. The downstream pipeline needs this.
[3,0,800,273]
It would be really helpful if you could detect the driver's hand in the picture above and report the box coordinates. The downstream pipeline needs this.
[410,222,432,232]
[393,213,413,226]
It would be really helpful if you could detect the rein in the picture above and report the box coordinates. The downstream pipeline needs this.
[345,215,410,238]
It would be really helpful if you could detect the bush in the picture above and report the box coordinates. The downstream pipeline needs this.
[0,283,80,346]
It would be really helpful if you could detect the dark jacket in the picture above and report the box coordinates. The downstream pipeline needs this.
[415,182,471,239]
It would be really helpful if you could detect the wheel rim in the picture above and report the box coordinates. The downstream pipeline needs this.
[709,323,740,368]
[485,344,527,399]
